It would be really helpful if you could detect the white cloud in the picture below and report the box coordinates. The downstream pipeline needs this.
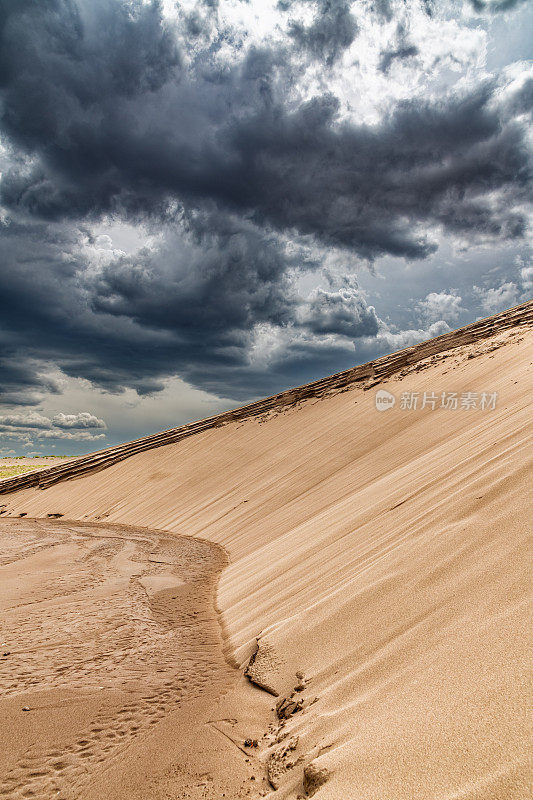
[52,412,106,429]
[0,411,52,429]
[519,265,533,294]
[0,409,107,449]
[0,410,105,431]
[368,319,450,353]
[0,428,106,443]
[418,291,465,323]
[474,281,519,312]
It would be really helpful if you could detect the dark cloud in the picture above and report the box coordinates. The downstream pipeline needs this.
[374,0,393,22]
[376,1,434,19]
[0,210,307,402]
[286,0,358,66]
[0,1,529,263]
[182,333,362,401]
[504,76,533,119]
[468,0,529,12]
[0,203,384,403]
[0,351,63,407]
[379,42,418,73]
[0,0,180,101]
[414,1,528,17]
[0,216,170,402]
[379,24,419,73]
[0,0,531,411]
[88,210,300,350]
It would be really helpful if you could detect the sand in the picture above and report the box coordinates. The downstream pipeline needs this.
[0,519,262,799]
[0,306,531,798]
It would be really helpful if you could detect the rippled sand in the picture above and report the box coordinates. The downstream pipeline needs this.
[0,519,261,799]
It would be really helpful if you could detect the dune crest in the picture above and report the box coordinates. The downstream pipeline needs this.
[1,301,531,495]
[1,303,532,798]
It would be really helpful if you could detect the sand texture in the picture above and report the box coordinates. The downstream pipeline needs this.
[0,519,262,799]
[1,302,532,798]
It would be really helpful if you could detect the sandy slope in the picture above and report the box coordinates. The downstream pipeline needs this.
[1,312,532,798]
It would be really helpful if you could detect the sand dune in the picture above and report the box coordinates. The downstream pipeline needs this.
[1,303,532,798]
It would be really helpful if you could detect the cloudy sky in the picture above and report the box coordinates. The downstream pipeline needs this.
[0,0,531,455]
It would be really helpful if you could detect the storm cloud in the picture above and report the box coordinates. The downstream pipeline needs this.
[1,1,530,254]
[286,0,358,66]
[379,23,419,73]
[468,0,530,12]
[0,0,531,429]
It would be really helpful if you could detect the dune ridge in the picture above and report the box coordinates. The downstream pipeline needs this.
[1,303,532,798]
[1,300,531,495]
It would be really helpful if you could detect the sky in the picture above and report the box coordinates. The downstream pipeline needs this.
[0,0,531,456]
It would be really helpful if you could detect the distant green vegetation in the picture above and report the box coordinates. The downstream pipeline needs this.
[0,465,43,480]
[0,455,71,461]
